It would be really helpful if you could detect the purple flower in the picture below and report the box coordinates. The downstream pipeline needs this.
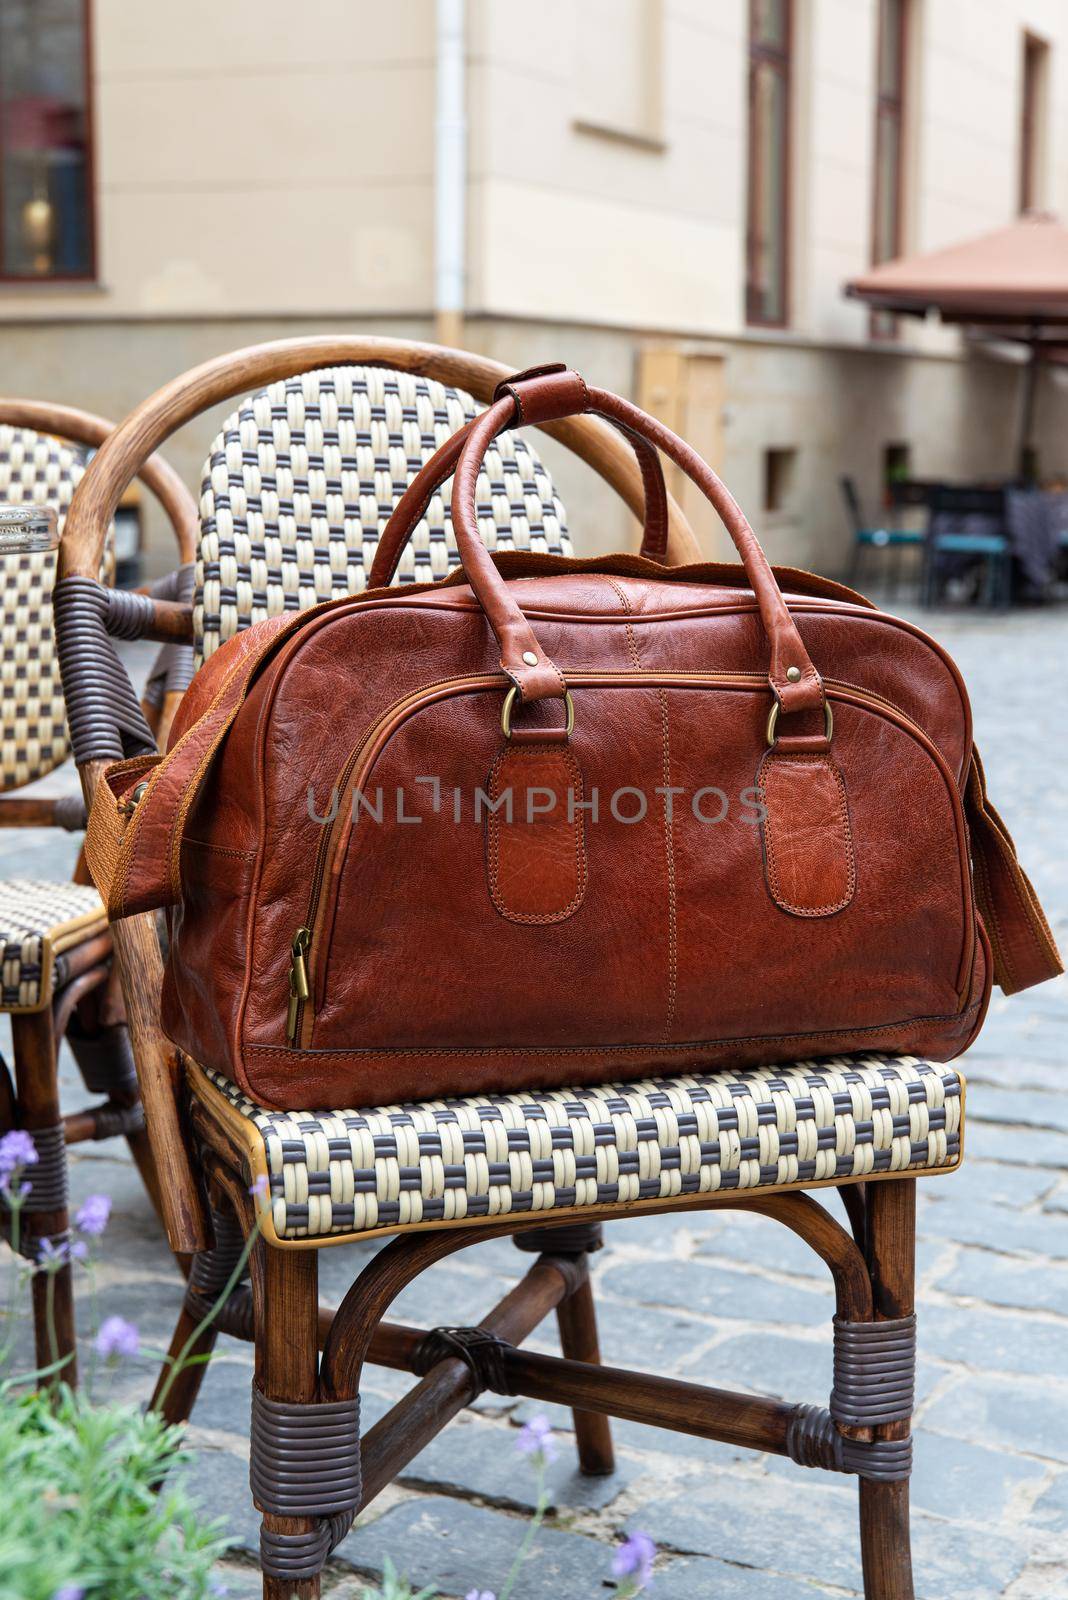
[612,1532,656,1587]
[0,1128,38,1182]
[95,1315,140,1360]
[51,1587,86,1600]
[248,1173,270,1202]
[465,1591,495,1600]
[75,1194,111,1236]
[516,1413,557,1463]
[37,1236,87,1267]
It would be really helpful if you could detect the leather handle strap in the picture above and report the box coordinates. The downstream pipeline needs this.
[965,747,1062,994]
[430,366,825,716]
[367,364,671,591]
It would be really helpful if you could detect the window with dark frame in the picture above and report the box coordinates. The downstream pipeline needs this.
[763,446,797,514]
[0,0,94,281]
[871,0,907,340]
[1019,32,1048,213]
[745,0,791,328]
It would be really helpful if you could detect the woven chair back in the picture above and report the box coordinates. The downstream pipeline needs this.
[0,425,114,792]
[195,365,570,662]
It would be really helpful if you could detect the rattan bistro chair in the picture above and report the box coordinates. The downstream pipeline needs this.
[0,399,199,1380]
[192,361,573,665]
[56,339,944,1600]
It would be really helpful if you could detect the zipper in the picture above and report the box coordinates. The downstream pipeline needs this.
[284,669,971,1045]
[285,926,311,1042]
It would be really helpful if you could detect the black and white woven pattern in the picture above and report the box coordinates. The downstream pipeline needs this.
[0,880,106,1012]
[0,425,115,791]
[198,1055,963,1245]
[1,427,86,791]
[195,366,571,663]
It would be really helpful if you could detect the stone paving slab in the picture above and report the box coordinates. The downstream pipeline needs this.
[2,610,1067,1597]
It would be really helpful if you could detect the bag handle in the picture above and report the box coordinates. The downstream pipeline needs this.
[376,365,827,727]
[368,363,671,588]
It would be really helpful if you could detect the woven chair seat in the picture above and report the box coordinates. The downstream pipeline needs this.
[0,881,107,1012]
[189,1054,964,1248]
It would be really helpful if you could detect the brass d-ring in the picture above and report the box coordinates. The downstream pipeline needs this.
[501,686,575,741]
[766,698,834,748]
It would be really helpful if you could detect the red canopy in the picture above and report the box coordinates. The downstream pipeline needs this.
[845,212,1068,328]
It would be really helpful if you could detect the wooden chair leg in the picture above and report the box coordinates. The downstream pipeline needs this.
[515,1221,615,1475]
[65,1009,169,1232]
[555,1272,616,1474]
[150,1197,249,1427]
[858,1179,916,1600]
[254,1246,324,1600]
[10,1008,77,1387]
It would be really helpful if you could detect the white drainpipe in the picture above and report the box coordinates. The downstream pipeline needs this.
[434,0,466,345]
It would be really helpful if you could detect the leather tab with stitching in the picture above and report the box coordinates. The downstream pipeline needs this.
[758,750,856,918]
[486,743,587,924]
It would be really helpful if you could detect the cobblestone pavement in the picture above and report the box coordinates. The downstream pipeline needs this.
[2,607,1066,1599]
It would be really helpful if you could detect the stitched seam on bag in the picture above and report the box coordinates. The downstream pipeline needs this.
[607,576,677,1038]
[656,687,678,1036]
[759,754,856,918]
[183,838,256,860]
[245,1000,982,1062]
[486,744,587,924]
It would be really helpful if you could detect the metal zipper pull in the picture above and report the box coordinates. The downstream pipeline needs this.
[119,778,151,817]
[286,926,311,1042]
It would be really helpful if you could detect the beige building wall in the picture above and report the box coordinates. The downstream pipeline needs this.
[2,0,1068,575]
[1,0,439,322]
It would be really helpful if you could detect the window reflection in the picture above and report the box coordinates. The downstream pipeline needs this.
[0,0,93,280]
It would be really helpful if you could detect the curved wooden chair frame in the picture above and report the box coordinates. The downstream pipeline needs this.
[0,398,198,1380]
[56,340,916,1599]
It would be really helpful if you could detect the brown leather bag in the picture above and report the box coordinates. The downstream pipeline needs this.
[86,366,1061,1111]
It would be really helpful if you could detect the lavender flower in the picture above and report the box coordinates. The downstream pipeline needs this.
[51,1587,86,1600]
[37,1236,88,1267]
[74,1193,111,1236]
[0,1128,37,1183]
[248,1173,270,1202]
[612,1531,656,1588]
[465,1591,496,1600]
[95,1315,140,1360]
[516,1413,557,1464]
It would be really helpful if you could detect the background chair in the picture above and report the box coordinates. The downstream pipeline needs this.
[55,338,945,1600]
[840,474,923,593]
[0,399,198,1381]
[922,484,1012,608]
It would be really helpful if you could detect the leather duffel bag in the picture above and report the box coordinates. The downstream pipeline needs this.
[87,365,1061,1111]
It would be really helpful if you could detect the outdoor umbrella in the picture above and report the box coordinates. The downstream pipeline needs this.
[845,211,1068,477]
